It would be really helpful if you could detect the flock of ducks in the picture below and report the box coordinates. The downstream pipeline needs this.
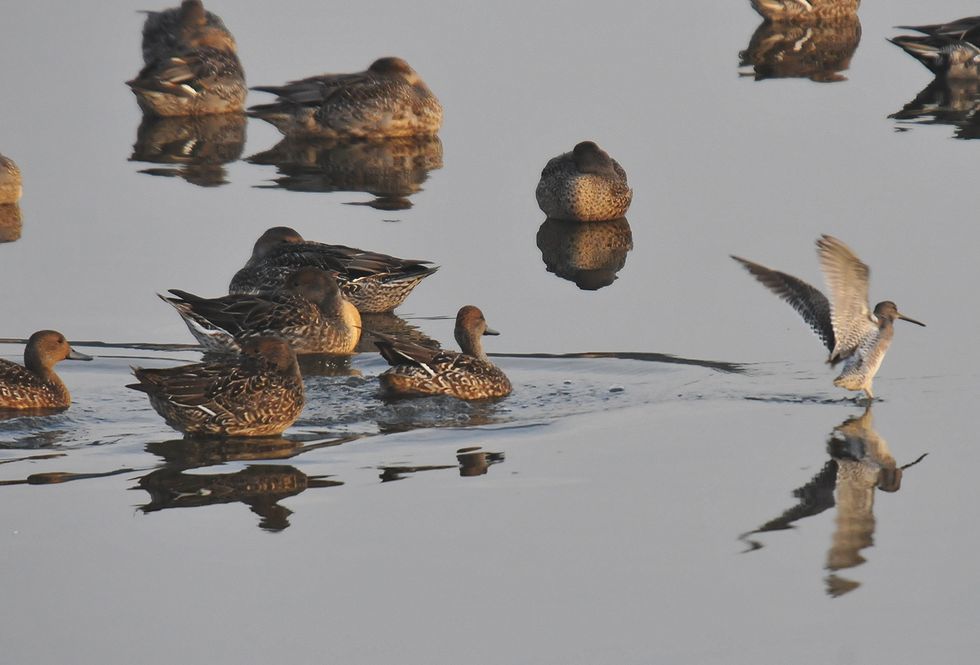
[2,0,966,436]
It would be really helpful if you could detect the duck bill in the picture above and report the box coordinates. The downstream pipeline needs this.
[897,313,926,327]
[483,327,500,336]
[67,347,93,361]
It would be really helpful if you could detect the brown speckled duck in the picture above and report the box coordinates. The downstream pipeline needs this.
[890,17,980,80]
[163,267,362,355]
[0,153,22,205]
[128,336,304,437]
[375,305,512,400]
[128,0,245,116]
[140,0,235,64]
[229,226,438,313]
[751,0,860,23]
[0,331,92,410]
[535,141,632,222]
[248,57,443,139]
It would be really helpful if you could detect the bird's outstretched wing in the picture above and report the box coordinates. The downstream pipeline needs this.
[816,235,877,362]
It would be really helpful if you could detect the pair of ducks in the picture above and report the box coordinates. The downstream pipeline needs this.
[128,0,444,140]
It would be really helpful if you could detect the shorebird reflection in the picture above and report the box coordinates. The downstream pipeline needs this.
[740,407,926,597]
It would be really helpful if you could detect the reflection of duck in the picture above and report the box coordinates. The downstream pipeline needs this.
[247,135,443,208]
[356,312,440,354]
[890,77,980,139]
[891,17,980,80]
[750,0,859,23]
[739,16,861,82]
[0,204,21,243]
[536,217,633,290]
[535,141,632,222]
[375,306,512,400]
[229,226,439,314]
[248,57,443,139]
[128,0,245,116]
[741,407,924,597]
[0,153,21,204]
[732,235,925,401]
[0,331,92,411]
[135,464,341,532]
[163,267,361,355]
[128,337,304,437]
[378,446,504,481]
[130,112,246,187]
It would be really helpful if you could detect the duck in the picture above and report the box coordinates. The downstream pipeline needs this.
[0,153,21,205]
[229,226,439,314]
[162,267,362,355]
[750,0,860,23]
[535,141,632,222]
[0,331,92,410]
[247,57,443,139]
[374,305,512,400]
[890,17,980,80]
[140,0,235,64]
[127,336,304,437]
[127,1,245,116]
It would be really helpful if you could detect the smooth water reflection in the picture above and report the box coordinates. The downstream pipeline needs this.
[130,112,247,187]
[536,217,633,290]
[891,78,980,139]
[0,204,21,243]
[739,17,862,82]
[741,407,927,597]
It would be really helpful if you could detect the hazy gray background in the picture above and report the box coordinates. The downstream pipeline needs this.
[1,1,979,663]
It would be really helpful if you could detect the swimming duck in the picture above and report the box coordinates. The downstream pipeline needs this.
[535,141,632,222]
[247,57,443,139]
[891,17,980,80]
[0,153,21,205]
[128,336,304,437]
[0,331,92,410]
[128,1,245,116]
[140,0,235,64]
[163,267,362,355]
[229,226,439,313]
[751,0,860,23]
[375,305,512,400]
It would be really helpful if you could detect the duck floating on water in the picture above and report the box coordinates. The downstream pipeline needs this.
[890,16,980,80]
[535,141,632,222]
[0,331,92,410]
[375,305,512,400]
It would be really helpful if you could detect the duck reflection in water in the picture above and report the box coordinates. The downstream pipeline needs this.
[739,15,862,82]
[740,407,927,597]
[536,217,633,290]
[130,112,246,187]
[378,446,504,482]
[890,79,980,139]
[247,135,443,210]
[135,434,353,531]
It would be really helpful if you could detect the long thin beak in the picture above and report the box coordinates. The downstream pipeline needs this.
[67,347,93,361]
[897,313,926,327]
[483,327,500,336]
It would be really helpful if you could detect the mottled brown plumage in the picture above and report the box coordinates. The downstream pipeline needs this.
[891,17,980,80]
[248,57,443,139]
[740,15,861,82]
[375,305,512,400]
[140,0,235,64]
[128,336,304,437]
[751,0,859,23]
[164,267,361,355]
[0,153,21,205]
[0,331,92,410]
[536,141,632,222]
[229,226,438,313]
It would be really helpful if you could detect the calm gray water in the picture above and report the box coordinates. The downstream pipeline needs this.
[2,1,979,663]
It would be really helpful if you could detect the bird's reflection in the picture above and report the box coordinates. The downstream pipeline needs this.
[739,17,861,82]
[247,136,443,209]
[0,204,21,243]
[536,217,633,290]
[890,78,980,139]
[130,112,246,187]
[378,446,504,481]
[134,434,354,531]
[740,407,926,597]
